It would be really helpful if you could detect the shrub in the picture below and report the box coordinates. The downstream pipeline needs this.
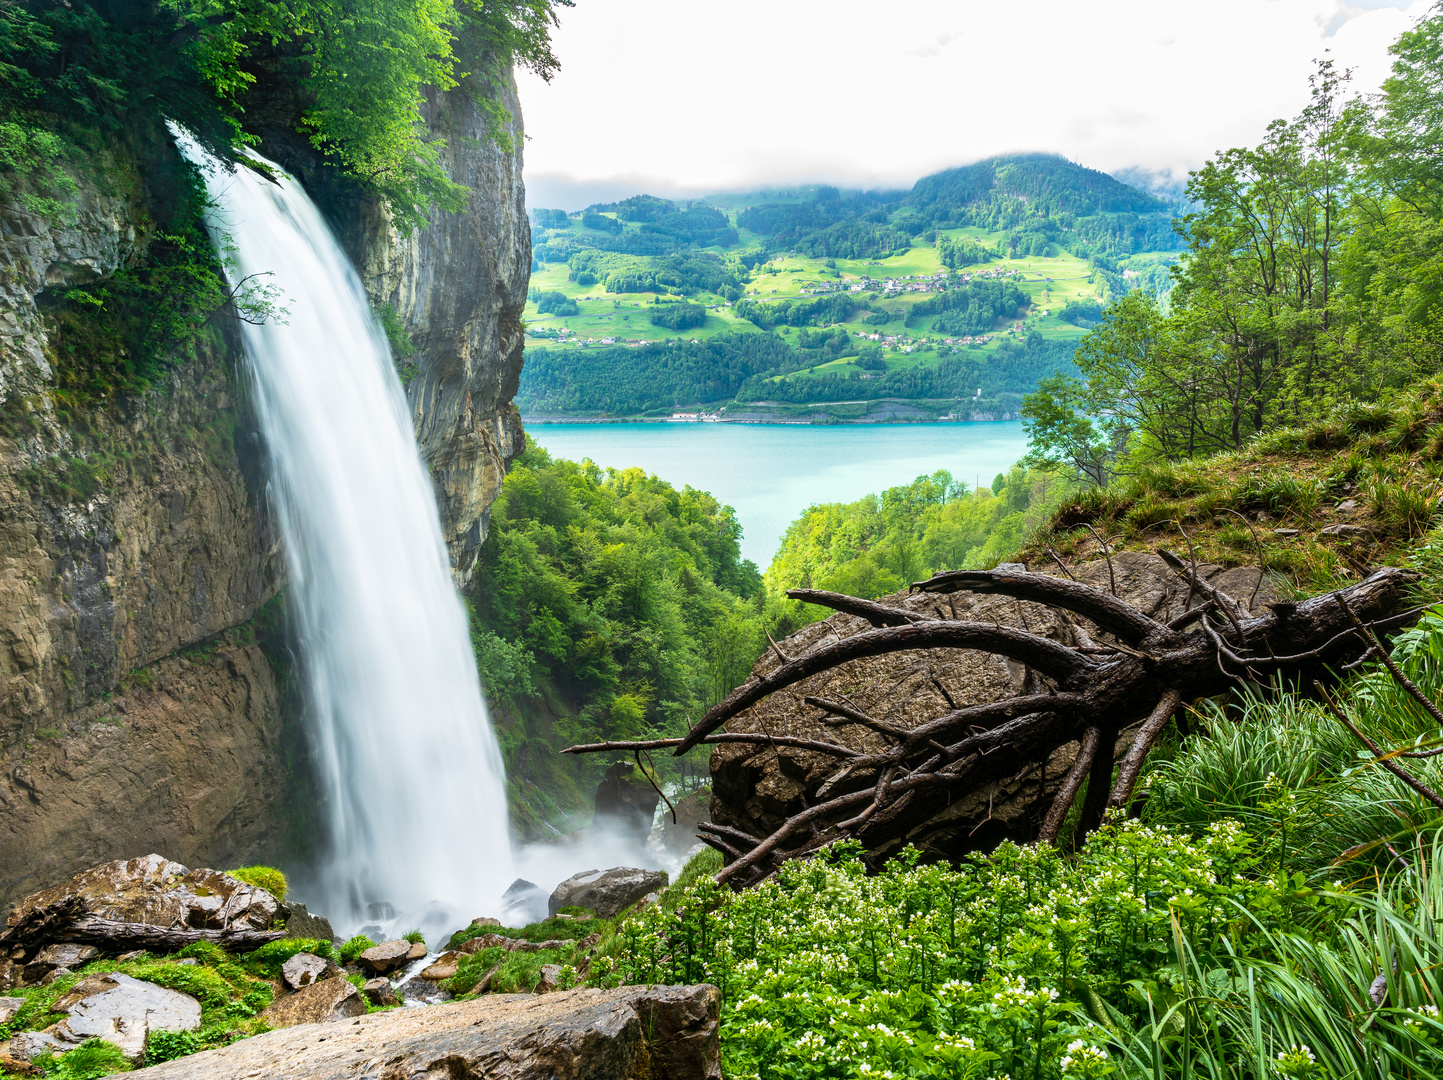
[34,1039,132,1078]
[225,866,288,903]
[339,935,376,965]
[145,1029,200,1064]
[244,938,332,979]
[402,930,425,946]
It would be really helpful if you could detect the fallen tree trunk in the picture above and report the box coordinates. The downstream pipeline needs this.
[55,916,286,953]
[565,552,1424,887]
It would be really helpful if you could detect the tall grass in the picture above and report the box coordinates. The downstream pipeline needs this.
[1100,834,1443,1079]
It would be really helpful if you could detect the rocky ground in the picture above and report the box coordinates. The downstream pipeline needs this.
[0,856,710,1079]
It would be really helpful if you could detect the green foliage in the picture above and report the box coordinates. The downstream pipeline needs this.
[225,865,287,902]
[34,1039,132,1078]
[594,822,1359,1080]
[648,301,706,331]
[339,935,375,965]
[402,929,425,945]
[534,290,579,316]
[243,938,331,978]
[470,439,780,820]
[766,467,1074,611]
[517,333,795,416]
[144,1029,201,1065]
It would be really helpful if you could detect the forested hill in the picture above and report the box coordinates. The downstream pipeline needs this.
[908,154,1168,219]
[519,152,1180,420]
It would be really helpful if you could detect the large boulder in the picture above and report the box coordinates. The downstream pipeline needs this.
[259,977,367,1029]
[4,855,278,937]
[52,972,201,1063]
[277,902,334,944]
[129,983,721,1079]
[281,952,337,991]
[709,553,1276,861]
[356,939,413,976]
[594,761,661,845]
[548,868,668,919]
[499,879,546,925]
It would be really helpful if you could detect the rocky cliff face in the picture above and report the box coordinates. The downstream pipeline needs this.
[0,143,294,906]
[350,75,530,582]
[0,72,531,905]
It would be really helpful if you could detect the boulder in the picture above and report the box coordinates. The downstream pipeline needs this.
[128,984,722,1079]
[281,952,337,991]
[54,974,121,1011]
[360,977,398,1007]
[4,855,277,938]
[0,1053,39,1077]
[53,971,201,1063]
[533,964,562,994]
[23,943,98,984]
[8,1031,64,1062]
[0,996,23,1024]
[1320,523,1373,540]
[420,951,461,981]
[594,761,661,845]
[406,941,427,961]
[356,939,412,976]
[549,868,668,919]
[257,978,366,1029]
[470,916,502,928]
[499,879,546,925]
[277,902,334,944]
[709,552,1279,861]
[663,789,711,857]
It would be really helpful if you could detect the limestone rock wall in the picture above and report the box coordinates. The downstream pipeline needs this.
[0,145,290,907]
[350,74,530,582]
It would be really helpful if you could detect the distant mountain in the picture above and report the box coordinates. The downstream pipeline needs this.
[908,154,1167,220]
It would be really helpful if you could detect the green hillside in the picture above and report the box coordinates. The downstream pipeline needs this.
[518,155,1179,420]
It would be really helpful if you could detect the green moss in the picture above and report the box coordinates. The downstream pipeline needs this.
[242,938,330,979]
[225,866,288,903]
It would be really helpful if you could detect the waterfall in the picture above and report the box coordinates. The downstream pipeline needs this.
[174,130,514,933]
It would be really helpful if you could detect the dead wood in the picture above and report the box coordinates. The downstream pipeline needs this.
[563,555,1422,888]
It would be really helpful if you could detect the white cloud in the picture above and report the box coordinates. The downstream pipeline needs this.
[516,0,1434,197]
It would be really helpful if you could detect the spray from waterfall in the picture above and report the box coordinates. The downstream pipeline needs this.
[174,130,514,936]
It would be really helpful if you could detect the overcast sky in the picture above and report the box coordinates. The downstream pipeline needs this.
[518,0,1434,207]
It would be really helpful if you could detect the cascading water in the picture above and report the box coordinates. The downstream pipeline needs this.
[174,130,513,933]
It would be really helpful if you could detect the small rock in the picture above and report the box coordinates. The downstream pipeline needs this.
[419,952,460,981]
[457,934,568,955]
[1337,499,1358,511]
[116,951,146,963]
[1320,523,1373,540]
[9,1031,64,1062]
[578,933,601,951]
[471,961,505,995]
[0,996,24,1023]
[397,977,450,1005]
[360,978,398,1007]
[34,943,99,970]
[532,964,562,994]
[54,972,201,1063]
[549,867,668,919]
[470,916,501,928]
[281,952,334,991]
[357,939,412,977]
[406,941,427,961]
[1273,528,1299,537]
[38,966,71,985]
[258,978,366,1028]
[0,1053,40,1077]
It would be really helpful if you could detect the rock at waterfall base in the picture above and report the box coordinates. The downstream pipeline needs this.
[420,951,461,980]
[277,901,335,945]
[360,978,398,1007]
[500,879,546,924]
[129,983,721,1079]
[548,867,668,919]
[258,978,366,1028]
[281,952,338,991]
[356,939,412,976]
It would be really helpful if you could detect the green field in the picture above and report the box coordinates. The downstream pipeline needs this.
[524,220,1108,358]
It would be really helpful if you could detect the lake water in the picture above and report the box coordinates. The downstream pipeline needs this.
[526,421,1030,567]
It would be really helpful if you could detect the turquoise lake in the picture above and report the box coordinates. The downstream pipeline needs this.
[526,421,1031,567]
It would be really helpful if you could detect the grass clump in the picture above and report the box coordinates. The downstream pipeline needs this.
[242,938,331,979]
[338,935,375,965]
[401,930,425,946]
[32,1039,132,1078]
[225,866,288,903]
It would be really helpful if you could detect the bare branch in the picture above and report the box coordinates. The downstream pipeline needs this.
[1334,594,1443,729]
[1039,726,1100,845]
[910,566,1172,646]
[787,589,926,627]
[1107,689,1183,811]
[1315,682,1443,811]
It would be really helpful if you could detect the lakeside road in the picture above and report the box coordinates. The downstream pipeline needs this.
[526,420,1029,567]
